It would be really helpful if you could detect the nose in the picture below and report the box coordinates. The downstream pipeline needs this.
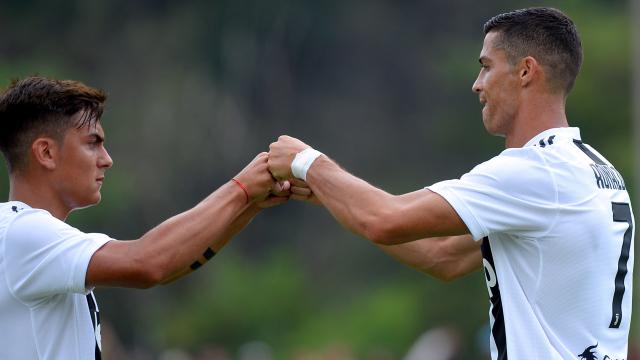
[99,146,114,169]
[472,75,482,93]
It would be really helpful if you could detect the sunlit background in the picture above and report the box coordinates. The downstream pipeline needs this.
[0,0,636,359]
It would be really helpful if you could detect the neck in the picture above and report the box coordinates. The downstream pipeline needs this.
[504,92,569,148]
[9,172,70,221]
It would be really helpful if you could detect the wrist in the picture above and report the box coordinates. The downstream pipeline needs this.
[230,178,250,204]
[291,148,323,180]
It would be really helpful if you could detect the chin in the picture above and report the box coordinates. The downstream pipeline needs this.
[75,194,102,210]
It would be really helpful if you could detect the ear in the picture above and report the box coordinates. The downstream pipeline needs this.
[31,137,59,171]
[519,56,539,87]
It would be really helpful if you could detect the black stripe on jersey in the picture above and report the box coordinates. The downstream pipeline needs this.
[610,202,634,328]
[86,293,102,360]
[573,139,606,165]
[481,237,508,360]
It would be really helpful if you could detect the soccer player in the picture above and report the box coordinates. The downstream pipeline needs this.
[268,7,634,359]
[0,76,289,359]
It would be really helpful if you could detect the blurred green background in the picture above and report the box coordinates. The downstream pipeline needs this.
[0,0,635,359]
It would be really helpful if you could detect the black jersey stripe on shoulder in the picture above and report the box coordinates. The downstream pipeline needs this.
[573,139,606,165]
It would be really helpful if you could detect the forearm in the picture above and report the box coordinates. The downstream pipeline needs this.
[269,136,468,244]
[159,202,262,284]
[304,156,398,242]
[115,181,250,286]
[87,152,278,288]
[140,182,256,279]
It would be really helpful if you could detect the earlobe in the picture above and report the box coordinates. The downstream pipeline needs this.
[32,138,58,170]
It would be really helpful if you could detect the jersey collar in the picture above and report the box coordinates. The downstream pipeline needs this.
[523,127,581,148]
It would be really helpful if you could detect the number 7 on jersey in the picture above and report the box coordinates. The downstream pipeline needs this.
[610,202,633,329]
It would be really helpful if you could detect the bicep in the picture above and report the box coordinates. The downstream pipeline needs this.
[381,189,470,244]
[86,239,156,289]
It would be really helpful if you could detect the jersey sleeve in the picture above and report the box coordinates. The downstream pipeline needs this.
[3,209,111,304]
[428,149,558,241]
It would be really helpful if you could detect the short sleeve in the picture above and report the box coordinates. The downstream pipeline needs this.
[428,149,558,241]
[3,209,111,304]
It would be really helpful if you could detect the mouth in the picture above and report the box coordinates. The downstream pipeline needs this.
[96,176,105,184]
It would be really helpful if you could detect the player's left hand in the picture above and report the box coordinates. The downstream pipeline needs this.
[268,135,310,180]
[289,178,321,206]
[256,180,291,209]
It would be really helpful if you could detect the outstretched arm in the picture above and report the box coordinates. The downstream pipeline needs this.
[269,136,469,245]
[289,178,481,281]
[86,153,289,288]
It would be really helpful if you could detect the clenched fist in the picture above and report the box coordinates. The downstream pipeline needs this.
[268,135,311,180]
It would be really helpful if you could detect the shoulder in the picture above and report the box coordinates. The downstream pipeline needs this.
[3,208,72,254]
[7,207,70,237]
[465,147,555,200]
[3,203,112,258]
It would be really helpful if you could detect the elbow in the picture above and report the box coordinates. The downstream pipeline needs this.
[131,268,164,289]
[364,222,397,246]
[127,257,167,289]
[414,263,460,282]
[141,270,164,289]
[360,210,404,246]
[429,269,461,283]
[414,245,465,282]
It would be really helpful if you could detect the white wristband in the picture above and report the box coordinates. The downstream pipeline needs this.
[291,148,323,180]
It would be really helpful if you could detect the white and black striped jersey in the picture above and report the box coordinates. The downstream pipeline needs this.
[0,201,110,359]
[429,127,634,359]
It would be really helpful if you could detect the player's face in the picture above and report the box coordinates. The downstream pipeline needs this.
[52,115,113,211]
[472,31,521,137]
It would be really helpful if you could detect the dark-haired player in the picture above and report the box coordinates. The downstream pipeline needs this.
[269,8,634,359]
[0,76,288,359]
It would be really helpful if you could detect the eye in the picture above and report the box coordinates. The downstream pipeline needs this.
[87,137,103,148]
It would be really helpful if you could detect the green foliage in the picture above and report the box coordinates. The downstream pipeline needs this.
[146,249,485,358]
[157,251,310,350]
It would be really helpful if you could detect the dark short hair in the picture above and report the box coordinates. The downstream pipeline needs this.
[0,76,107,172]
[483,7,583,94]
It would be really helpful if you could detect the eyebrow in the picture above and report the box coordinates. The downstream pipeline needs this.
[478,56,490,64]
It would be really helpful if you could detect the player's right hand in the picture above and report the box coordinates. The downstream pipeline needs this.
[233,152,277,203]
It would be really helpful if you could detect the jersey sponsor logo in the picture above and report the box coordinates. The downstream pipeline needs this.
[481,237,507,359]
[578,343,625,360]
